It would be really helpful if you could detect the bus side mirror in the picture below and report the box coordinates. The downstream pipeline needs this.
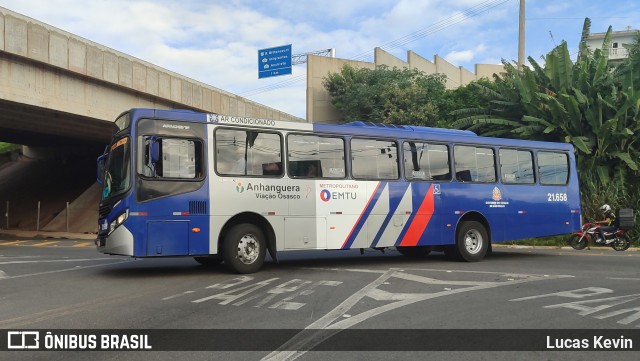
[150,138,160,164]
[96,151,108,185]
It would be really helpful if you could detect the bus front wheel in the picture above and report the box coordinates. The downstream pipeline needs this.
[223,223,266,274]
[450,221,489,262]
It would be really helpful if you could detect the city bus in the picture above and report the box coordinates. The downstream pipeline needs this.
[97,108,582,273]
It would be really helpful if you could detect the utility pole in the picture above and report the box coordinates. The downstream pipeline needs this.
[518,0,525,70]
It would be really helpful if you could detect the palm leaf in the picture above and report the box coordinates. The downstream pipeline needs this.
[611,151,639,171]
[568,136,592,154]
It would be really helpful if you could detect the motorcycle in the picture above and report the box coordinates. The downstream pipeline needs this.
[569,221,631,251]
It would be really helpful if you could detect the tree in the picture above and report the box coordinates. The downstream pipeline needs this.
[438,78,498,128]
[323,64,448,126]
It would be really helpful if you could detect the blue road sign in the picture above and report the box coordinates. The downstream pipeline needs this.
[258,44,292,79]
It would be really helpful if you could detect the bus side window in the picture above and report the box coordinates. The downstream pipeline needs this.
[403,141,450,181]
[215,128,282,177]
[262,162,282,176]
[456,170,472,182]
[287,134,344,179]
[454,145,496,183]
[538,151,569,185]
[499,149,535,184]
[351,138,399,180]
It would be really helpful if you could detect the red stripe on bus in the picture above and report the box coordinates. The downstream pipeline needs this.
[340,182,382,249]
[399,184,434,247]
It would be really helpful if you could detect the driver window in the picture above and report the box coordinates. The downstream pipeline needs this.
[141,137,203,179]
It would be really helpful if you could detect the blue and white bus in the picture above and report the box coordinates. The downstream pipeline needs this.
[97,108,582,273]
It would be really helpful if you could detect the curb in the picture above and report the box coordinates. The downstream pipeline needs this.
[0,230,96,241]
[493,244,640,251]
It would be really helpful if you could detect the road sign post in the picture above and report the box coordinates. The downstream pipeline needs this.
[258,44,292,79]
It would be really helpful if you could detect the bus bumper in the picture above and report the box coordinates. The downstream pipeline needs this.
[96,225,134,256]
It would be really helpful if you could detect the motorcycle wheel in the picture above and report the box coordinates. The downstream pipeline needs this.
[569,234,588,250]
[611,234,631,251]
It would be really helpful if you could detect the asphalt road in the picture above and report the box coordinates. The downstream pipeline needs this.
[1,238,639,361]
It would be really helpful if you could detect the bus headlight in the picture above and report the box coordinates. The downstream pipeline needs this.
[109,209,129,234]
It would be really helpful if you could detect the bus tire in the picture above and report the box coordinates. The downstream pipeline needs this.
[223,223,266,274]
[452,221,489,262]
[193,256,222,267]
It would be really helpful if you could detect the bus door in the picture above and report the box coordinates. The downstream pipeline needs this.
[285,159,326,249]
[318,180,369,250]
[286,134,347,250]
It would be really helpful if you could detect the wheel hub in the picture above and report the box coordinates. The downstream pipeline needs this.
[237,234,259,264]
[464,230,483,254]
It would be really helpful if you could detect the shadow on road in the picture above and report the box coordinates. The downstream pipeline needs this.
[94,248,555,278]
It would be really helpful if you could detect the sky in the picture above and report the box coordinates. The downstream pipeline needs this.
[1,0,638,119]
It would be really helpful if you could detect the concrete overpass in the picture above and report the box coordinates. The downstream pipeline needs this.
[0,6,301,146]
[0,7,302,232]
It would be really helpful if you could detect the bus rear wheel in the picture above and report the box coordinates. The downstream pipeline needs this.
[223,223,266,274]
[450,221,489,262]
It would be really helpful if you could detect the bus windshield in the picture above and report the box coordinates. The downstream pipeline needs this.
[101,137,132,201]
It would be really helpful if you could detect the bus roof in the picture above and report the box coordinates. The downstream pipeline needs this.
[313,120,573,152]
[323,120,478,137]
[126,108,575,152]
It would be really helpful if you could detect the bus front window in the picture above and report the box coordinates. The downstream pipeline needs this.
[102,137,132,201]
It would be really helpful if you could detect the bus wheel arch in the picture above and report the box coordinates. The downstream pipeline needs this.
[219,212,277,273]
[449,212,490,262]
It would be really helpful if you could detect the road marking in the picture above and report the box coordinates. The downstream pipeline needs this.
[0,279,168,328]
[173,278,343,311]
[0,240,28,246]
[161,290,195,301]
[207,275,254,289]
[0,258,116,265]
[71,242,93,247]
[193,278,279,304]
[607,277,640,281]
[510,287,613,302]
[512,287,640,327]
[0,240,94,248]
[0,270,7,279]
[0,259,131,280]
[33,241,60,247]
[261,269,570,361]
[72,242,92,247]
[0,255,40,259]
[392,271,499,286]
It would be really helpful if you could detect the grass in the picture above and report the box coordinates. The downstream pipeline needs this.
[0,143,20,168]
[503,236,568,248]
[0,143,20,154]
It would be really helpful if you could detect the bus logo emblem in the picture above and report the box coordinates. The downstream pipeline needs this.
[492,187,502,201]
[234,180,245,193]
[320,189,331,202]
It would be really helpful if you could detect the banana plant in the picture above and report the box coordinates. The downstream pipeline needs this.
[453,18,640,236]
